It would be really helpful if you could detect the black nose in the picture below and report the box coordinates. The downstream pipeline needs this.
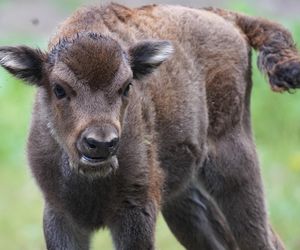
[77,127,119,160]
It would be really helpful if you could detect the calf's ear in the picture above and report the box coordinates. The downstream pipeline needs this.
[0,46,46,85]
[129,40,173,80]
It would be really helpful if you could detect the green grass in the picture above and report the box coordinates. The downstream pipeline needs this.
[251,64,300,250]
[1,2,300,250]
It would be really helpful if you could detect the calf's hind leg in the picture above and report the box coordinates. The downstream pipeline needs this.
[200,131,282,250]
[162,182,238,250]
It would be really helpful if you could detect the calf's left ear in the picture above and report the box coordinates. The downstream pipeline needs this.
[0,46,46,85]
[129,40,173,80]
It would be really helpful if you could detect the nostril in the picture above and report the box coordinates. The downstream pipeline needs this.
[107,138,119,148]
[84,137,98,149]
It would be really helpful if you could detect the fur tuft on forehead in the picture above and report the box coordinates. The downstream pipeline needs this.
[48,33,124,89]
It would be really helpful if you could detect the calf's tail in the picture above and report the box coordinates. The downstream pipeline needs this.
[206,7,300,92]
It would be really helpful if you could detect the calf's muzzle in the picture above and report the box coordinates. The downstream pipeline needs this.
[77,126,119,164]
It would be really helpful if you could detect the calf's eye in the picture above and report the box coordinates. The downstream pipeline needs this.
[53,84,66,99]
[123,82,132,97]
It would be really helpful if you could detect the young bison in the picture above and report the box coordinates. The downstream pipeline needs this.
[0,3,299,250]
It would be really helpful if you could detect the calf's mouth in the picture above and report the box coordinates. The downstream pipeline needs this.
[74,154,119,178]
[81,154,110,165]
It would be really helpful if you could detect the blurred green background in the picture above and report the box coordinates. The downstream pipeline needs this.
[0,0,299,249]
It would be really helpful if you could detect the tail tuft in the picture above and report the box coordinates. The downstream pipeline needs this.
[261,54,300,92]
[206,7,300,92]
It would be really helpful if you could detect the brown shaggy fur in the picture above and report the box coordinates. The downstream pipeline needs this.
[1,3,299,250]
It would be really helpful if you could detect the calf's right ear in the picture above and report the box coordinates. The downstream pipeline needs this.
[0,46,46,85]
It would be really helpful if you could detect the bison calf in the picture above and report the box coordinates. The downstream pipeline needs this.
[1,3,299,250]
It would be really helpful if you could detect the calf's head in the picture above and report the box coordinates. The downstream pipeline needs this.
[0,33,173,177]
